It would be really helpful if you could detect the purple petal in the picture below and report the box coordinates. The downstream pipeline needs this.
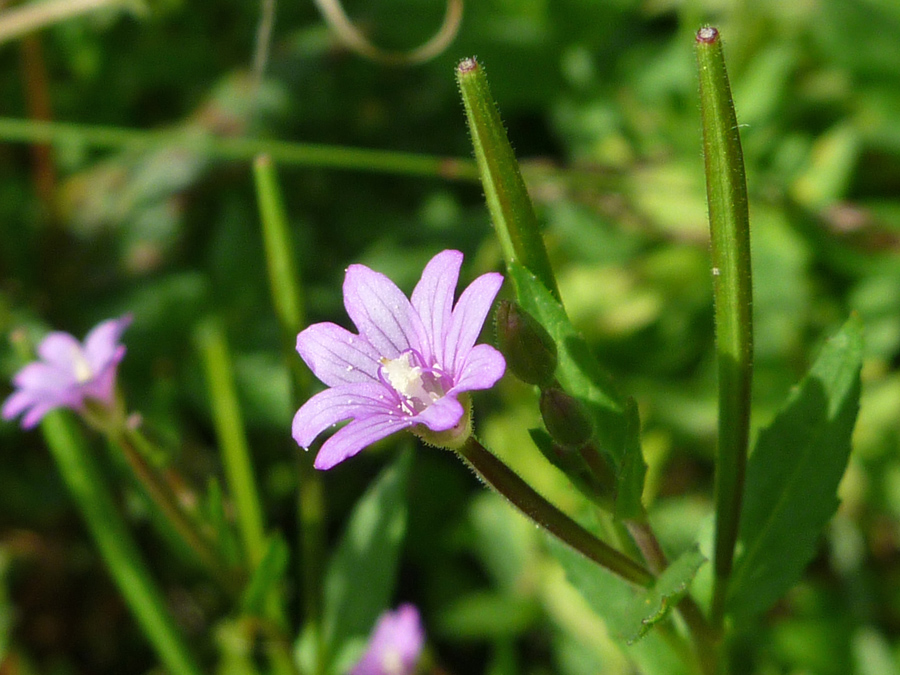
[351,604,425,675]
[410,250,462,367]
[2,389,39,422]
[292,382,398,447]
[313,414,411,470]
[449,344,506,394]
[296,322,382,387]
[20,401,58,429]
[83,315,132,370]
[413,395,464,432]
[343,264,422,359]
[12,362,75,390]
[36,332,83,372]
[443,272,504,376]
[81,352,124,405]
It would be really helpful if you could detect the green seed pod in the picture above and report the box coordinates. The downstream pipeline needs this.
[540,387,594,448]
[494,300,557,387]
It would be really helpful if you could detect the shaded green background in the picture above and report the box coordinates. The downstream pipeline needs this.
[2,0,900,673]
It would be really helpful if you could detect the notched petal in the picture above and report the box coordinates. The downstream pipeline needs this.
[444,272,504,375]
[451,343,506,393]
[296,322,381,387]
[411,250,463,365]
[313,414,411,470]
[292,383,395,447]
[343,264,422,358]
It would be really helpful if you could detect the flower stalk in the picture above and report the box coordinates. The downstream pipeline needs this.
[455,437,653,587]
[696,26,754,631]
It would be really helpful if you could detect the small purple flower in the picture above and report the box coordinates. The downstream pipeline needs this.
[2,315,132,429]
[350,604,425,675]
[293,250,505,470]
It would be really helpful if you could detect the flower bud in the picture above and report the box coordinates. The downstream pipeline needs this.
[540,387,594,448]
[494,300,557,387]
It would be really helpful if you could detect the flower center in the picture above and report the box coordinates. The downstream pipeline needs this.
[71,348,94,384]
[380,649,404,675]
[378,350,447,415]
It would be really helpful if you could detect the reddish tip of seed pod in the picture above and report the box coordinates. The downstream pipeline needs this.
[457,57,478,74]
[696,27,719,44]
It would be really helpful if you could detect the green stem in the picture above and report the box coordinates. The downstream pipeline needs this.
[253,155,304,338]
[194,318,296,675]
[456,437,653,587]
[0,116,477,180]
[40,412,203,675]
[253,155,325,667]
[456,58,561,301]
[112,427,237,589]
[696,26,753,631]
[194,319,267,567]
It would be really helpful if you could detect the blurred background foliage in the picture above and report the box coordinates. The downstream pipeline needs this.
[2,0,900,673]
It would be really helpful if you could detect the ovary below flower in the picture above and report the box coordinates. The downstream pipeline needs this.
[292,249,505,470]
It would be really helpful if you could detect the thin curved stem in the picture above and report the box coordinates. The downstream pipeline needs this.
[456,437,653,587]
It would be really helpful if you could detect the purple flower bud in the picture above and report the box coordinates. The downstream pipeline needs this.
[350,604,425,675]
[2,315,132,429]
[494,300,557,387]
[292,250,506,469]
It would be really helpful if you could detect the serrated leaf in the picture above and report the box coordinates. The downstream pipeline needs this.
[509,263,626,463]
[728,316,863,621]
[615,398,647,521]
[322,450,412,670]
[549,537,698,674]
[623,547,706,643]
[241,535,289,617]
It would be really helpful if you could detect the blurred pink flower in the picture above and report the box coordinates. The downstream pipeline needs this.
[2,315,132,428]
[350,604,425,675]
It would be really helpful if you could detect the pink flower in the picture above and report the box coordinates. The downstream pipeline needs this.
[2,315,132,428]
[293,250,505,470]
[350,604,425,675]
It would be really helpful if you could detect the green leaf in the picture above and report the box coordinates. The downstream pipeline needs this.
[241,535,290,617]
[622,547,706,644]
[508,263,626,464]
[614,398,647,521]
[549,537,696,674]
[322,450,412,670]
[728,316,863,621]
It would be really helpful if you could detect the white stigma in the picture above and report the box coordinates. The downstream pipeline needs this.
[71,347,94,383]
[379,353,433,404]
[381,649,403,675]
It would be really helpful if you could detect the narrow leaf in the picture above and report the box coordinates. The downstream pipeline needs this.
[322,450,412,668]
[728,316,863,620]
[509,263,626,463]
[614,398,647,521]
[241,535,290,617]
[205,478,241,567]
[622,547,706,643]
